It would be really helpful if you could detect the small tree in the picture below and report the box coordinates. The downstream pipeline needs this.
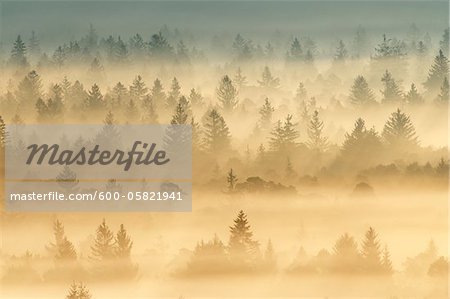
[269,115,299,154]
[9,35,28,67]
[382,109,418,149]
[115,224,133,258]
[381,70,403,104]
[227,168,238,191]
[361,227,383,274]
[167,77,181,109]
[307,110,328,152]
[258,66,280,89]
[435,77,449,103]
[381,245,393,274]
[424,49,449,94]
[90,219,115,261]
[66,282,91,299]
[404,83,424,105]
[217,75,238,112]
[129,75,148,102]
[203,109,231,153]
[228,210,260,267]
[234,67,248,89]
[349,75,376,107]
[259,98,275,130]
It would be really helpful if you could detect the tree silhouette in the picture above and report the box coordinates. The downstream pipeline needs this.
[424,50,449,94]
[0,115,6,148]
[287,37,303,62]
[226,168,238,191]
[269,114,299,154]
[129,75,148,102]
[349,75,376,107]
[188,88,203,108]
[307,110,328,152]
[381,70,403,104]
[167,77,181,110]
[115,224,133,258]
[149,78,166,109]
[259,98,274,130]
[381,245,393,274]
[228,210,260,268]
[47,219,77,262]
[202,109,231,153]
[66,282,91,299]
[84,84,104,111]
[435,77,449,103]
[334,40,348,62]
[90,219,115,261]
[382,109,418,149]
[258,66,280,89]
[404,83,424,105]
[9,35,28,68]
[332,233,361,273]
[234,67,248,89]
[217,75,238,112]
[361,227,383,274]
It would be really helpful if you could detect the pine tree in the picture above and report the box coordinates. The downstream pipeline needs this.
[88,57,103,74]
[203,109,231,153]
[217,75,238,112]
[167,77,181,109]
[114,36,128,63]
[66,282,91,299]
[259,98,274,130]
[381,245,393,274]
[424,50,449,94]
[125,98,139,121]
[373,34,405,59]
[9,35,28,67]
[47,219,77,262]
[191,117,202,151]
[349,75,376,107]
[149,78,166,109]
[258,66,280,89]
[129,75,148,102]
[148,31,173,59]
[176,40,190,63]
[56,166,79,194]
[84,84,104,111]
[90,219,115,261]
[142,96,158,123]
[287,37,303,61]
[269,115,299,154]
[435,77,449,103]
[115,224,133,258]
[234,67,248,89]
[381,70,403,104]
[307,110,328,152]
[361,227,383,273]
[228,210,260,266]
[440,28,449,54]
[188,88,203,108]
[232,33,253,61]
[170,99,189,125]
[334,40,348,61]
[382,109,418,149]
[227,168,238,191]
[404,83,424,105]
[15,70,43,109]
[295,82,308,103]
[332,233,361,273]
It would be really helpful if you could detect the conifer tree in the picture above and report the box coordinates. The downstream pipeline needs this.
[28,31,41,58]
[234,67,248,89]
[84,84,104,111]
[361,227,383,273]
[381,245,393,274]
[263,239,276,270]
[142,96,158,123]
[227,168,238,191]
[349,75,376,107]
[88,57,104,74]
[56,166,79,194]
[15,70,43,109]
[66,282,91,299]
[167,77,181,109]
[259,98,274,130]
[129,75,148,102]
[188,88,203,108]
[404,83,424,105]
[258,66,280,89]
[381,70,403,104]
[228,210,260,266]
[334,40,348,61]
[191,117,202,151]
[203,109,231,153]
[148,31,173,59]
[114,36,128,63]
[435,77,449,103]
[217,75,238,112]
[47,219,77,262]
[90,219,115,261]
[307,110,328,152]
[269,115,299,154]
[332,233,361,273]
[9,35,28,67]
[440,28,449,54]
[424,50,449,94]
[125,98,139,121]
[295,82,308,103]
[285,157,296,179]
[115,224,133,258]
[287,38,303,61]
[382,109,418,149]
[149,78,166,109]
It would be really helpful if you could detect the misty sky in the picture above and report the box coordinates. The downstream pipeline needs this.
[0,1,448,49]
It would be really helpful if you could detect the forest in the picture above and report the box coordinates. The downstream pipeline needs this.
[0,18,448,299]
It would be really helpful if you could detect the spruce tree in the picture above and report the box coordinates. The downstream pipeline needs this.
[440,28,449,54]
[115,224,133,258]
[269,115,299,154]
[167,77,181,109]
[66,282,91,299]
[129,75,148,102]
[84,84,104,111]
[334,40,348,61]
[332,233,361,273]
[90,219,115,261]
[217,75,238,112]
[435,77,449,103]
[381,245,393,274]
[228,210,259,267]
[258,66,280,89]
[259,98,274,130]
[307,110,328,152]
[188,88,203,108]
[381,70,403,104]
[15,70,43,109]
[361,227,383,273]
[382,109,418,149]
[203,109,231,153]
[349,75,376,107]
[56,166,79,194]
[234,67,248,89]
[47,219,77,262]
[287,37,303,61]
[424,50,449,94]
[149,78,166,109]
[9,35,28,67]
[404,83,424,105]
